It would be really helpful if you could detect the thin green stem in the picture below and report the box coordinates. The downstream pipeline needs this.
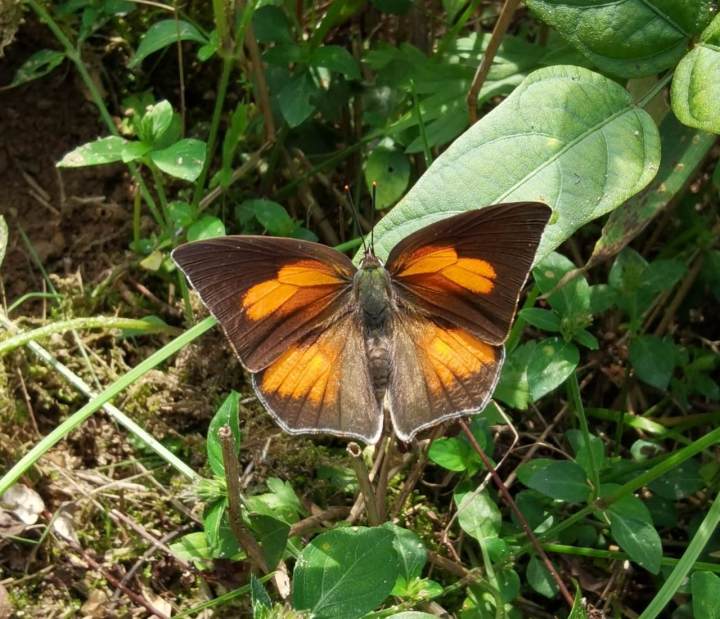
[0,316,177,357]
[410,79,432,167]
[0,316,216,495]
[505,285,539,352]
[192,55,234,208]
[639,490,720,619]
[637,72,673,108]
[567,371,599,499]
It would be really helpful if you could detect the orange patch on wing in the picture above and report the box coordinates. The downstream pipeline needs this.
[261,338,341,406]
[399,246,496,294]
[420,324,495,394]
[242,260,345,320]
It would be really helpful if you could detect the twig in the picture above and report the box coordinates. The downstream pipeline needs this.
[374,437,394,522]
[347,442,381,526]
[466,0,522,123]
[459,419,575,608]
[244,21,276,141]
[391,428,444,518]
[218,426,269,574]
[289,506,350,537]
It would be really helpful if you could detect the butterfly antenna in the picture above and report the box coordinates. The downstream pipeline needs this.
[345,184,368,253]
[370,181,377,253]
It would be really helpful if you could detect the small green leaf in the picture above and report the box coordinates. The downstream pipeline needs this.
[169,532,213,567]
[455,488,501,542]
[364,148,411,209]
[57,136,128,167]
[310,45,361,79]
[121,141,151,163]
[526,555,558,598]
[249,199,296,236]
[130,19,208,68]
[150,138,207,182]
[251,573,272,614]
[187,215,226,242]
[278,72,316,127]
[568,585,589,618]
[6,49,65,88]
[253,5,293,43]
[566,429,605,477]
[249,514,290,570]
[629,335,677,390]
[140,100,174,143]
[203,499,241,559]
[247,478,303,524]
[428,437,474,472]
[167,201,194,228]
[648,459,705,500]
[517,459,589,503]
[206,391,240,476]
[518,308,561,332]
[692,571,720,619]
[608,494,662,574]
[292,527,400,619]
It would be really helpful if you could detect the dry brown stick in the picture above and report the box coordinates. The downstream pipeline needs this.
[458,419,575,609]
[347,442,381,525]
[244,21,276,141]
[374,437,395,522]
[466,0,522,124]
[347,442,386,523]
[654,252,705,337]
[289,506,351,537]
[219,426,270,574]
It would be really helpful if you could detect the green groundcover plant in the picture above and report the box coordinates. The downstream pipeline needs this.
[1,0,720,617]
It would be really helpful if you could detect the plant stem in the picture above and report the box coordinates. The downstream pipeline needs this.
[639,489,720,619]
[0,316,217,495]
[566,371,600,499]
[0,316,178,356]
[505,285,539,352]
[410,79,432,167]
[192,55,234,208]
[636,72,674,108]
[347,442,381,525]
[218,426,269,573]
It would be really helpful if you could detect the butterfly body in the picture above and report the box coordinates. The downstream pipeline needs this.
[173,202,551,444]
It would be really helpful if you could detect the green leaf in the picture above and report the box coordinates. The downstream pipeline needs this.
[629,335,677,390]
[6,49,65,88]
[57,136,128,167]
[589,113,716,266]
[386,613,436,619]
[150,138,207,182]
[206,391,240,476]
[130,19,208,68]
[217,103,248,188]
[428,437,474,472]
[167,201,194,228]
[384,523,427,581]
[187,215,226,242]
[517,459,589,503]
[648,458,705,500]
[310,45,361,79]
[248,514,290,570]
[203,499,241,559]
[518,308,562,332]
[253,5,293,43]
[292,527,400,619]
[364,148,411,209]
[169,532,213,568]
[672,14,720,133]
[496,337,579,409]
[566,429,605,477]
[140,100,174,144]
[526,0,714,78]
[692,571,720,619]
[534,252,591,318]
[278,72,316,128]
[242,199,296,236]
[568,585,589,618]
[251,573,272,614]
[608,494,662,574]
[121,141,151,163]
[526,555,558,598]
[363,65,660,267]
[454,489,501,542]
[247,478,303,524]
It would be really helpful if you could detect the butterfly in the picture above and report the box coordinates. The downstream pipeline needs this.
[172,201,550,444]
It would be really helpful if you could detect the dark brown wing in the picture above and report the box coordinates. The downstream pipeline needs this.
[388,313,503,442]
[172,236,356,371]
[386,202,551,345]
[253,311,382,443]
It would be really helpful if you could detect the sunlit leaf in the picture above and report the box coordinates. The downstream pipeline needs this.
[130,19,207,68]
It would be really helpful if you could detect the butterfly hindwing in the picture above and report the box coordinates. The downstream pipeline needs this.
[387,202,551,345]
[388,312,503,442]
[253,311,382,443]
[172,236,356,371]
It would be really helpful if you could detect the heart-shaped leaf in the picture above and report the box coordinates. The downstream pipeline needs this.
[364,65,660,266]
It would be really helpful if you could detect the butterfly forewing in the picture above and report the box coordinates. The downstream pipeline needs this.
[386,202,551,345]
[253,311,382,443]
[172,236,356,371]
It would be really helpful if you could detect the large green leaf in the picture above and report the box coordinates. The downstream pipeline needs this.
[607,494,662,574]
[363,65,660,266]
[292,527,399,619]
[527,0,714,78]
[671,15,720,133]
[588,113,715,267]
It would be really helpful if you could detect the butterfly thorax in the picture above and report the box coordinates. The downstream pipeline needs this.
[354,257,394,405]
